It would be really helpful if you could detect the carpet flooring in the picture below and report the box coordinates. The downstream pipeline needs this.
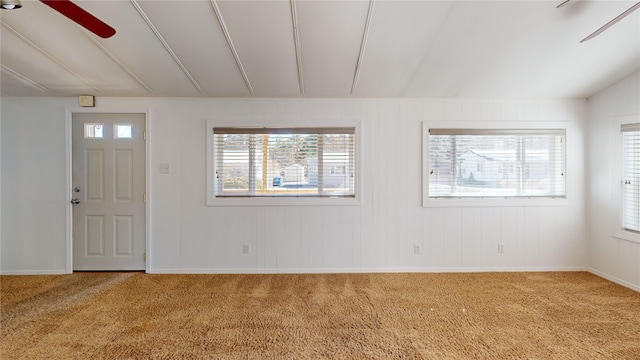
[1,272,639,359]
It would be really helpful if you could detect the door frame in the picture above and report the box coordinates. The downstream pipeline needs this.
[65,107,151,273]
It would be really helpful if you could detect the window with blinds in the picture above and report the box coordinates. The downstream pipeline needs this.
[621,123,640,233]
[212,127,355,198]
[428,129,566,198]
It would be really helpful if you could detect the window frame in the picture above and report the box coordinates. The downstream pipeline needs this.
[613,115,640,244]
[206,120,362,207]
[422,121,570,208]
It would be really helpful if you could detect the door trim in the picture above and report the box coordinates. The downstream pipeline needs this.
[65,108,151,273]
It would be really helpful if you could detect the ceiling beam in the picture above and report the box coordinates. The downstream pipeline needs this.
[1,20,102,93]
[1,64,51,93]
[209,0,254,95]
[130,0,206,96]
[290,0,304,95]
[350,0,375,95]
[78,27,154,95]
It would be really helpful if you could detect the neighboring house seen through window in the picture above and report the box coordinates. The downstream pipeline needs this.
[427,129,566,199]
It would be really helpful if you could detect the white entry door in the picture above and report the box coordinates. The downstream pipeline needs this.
[72,113,146,271]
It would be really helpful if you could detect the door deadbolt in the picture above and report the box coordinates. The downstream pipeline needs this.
[74,187,80,192]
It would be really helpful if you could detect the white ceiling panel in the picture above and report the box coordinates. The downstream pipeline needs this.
[295,0,370,96]
[466,1,640,99]
[1,66,50,95]
[403,1,554,98]
[403,0,640,99]
[135,1,250,97]
[0,27,95,94]
[216,0,300,96]
[545,3,640,98]
[0,0,638,99]
[355,1,454,97]
[76,0,204,97]
[1,1,151,96]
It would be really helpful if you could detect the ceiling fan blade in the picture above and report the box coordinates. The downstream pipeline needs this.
[580,2,640,42]
[40,0,115,38]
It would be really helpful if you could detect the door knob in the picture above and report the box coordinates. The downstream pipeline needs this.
[71,199,80,204]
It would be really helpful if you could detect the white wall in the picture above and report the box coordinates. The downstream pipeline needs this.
[1,97,75,273]
[1,97,588,274]
[587,71,640,291]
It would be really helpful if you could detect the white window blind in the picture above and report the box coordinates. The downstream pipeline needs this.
[213,127,355,198]
[621,123,640,233]
[428,129,566,198]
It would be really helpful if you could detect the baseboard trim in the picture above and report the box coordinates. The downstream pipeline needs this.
[148,266,587,275]
[0,269,69,275]
[0,266,591,276]
[588,268,640,292]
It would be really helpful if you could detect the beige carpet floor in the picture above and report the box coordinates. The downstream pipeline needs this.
[1,272,639,359]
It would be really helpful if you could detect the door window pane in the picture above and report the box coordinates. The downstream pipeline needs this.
[84,123,104,139]
[114,124,132,139]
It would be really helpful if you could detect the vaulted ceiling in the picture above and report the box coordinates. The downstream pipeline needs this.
[1,0,639,99]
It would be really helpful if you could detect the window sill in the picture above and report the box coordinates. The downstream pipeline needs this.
[613,230,640,244]
[423,197,568,208]
[207,196,360,207]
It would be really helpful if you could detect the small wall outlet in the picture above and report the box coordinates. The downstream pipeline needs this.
[498,243,504,254]
[413,244,421,254]
[242,244,251,254]
[159,163,172,174]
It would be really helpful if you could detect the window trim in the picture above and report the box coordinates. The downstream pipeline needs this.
[613,115,640,244]
[422,121,570,208]
[206,120,362,207]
